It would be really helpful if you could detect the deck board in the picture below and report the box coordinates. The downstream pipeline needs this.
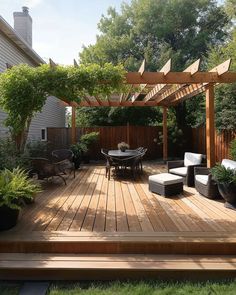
[9,163,236,234]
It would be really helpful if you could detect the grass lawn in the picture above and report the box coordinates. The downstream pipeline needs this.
[49,280,236,295]
[1,280,236,294]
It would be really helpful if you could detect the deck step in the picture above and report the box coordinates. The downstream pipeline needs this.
[1,231,236,255]
[0,253,236,280]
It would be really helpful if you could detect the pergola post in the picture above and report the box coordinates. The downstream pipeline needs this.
[71,106,76,144]
[205,84,216,168]
[163,106,168,162]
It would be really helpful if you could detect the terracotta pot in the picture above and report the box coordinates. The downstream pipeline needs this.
[0,205,20,231]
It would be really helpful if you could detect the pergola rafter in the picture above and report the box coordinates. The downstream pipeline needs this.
[144,59,172,103]
[154,59,201,105]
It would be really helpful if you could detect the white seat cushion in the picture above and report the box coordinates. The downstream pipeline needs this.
[195,174,209,186]
[184,152,202,167]
[222,159,236,170]
[169,167,187,176]
[149,173,183,185]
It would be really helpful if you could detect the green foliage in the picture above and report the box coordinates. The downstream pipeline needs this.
[79,0,230,129]
[80,0,229,71]
[211,163,236,185]
[230,138,236,160]
[225,0,236,19]
[0,138,29,171]
[80,132,99,147]
[70,142,88,158]
[0,63,125,152]
[76,106,161,126]
[0,167,41,210]
[207,28,236,131]
[26,140,51,158]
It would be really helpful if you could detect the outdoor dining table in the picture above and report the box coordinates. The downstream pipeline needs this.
[108,149,139,158]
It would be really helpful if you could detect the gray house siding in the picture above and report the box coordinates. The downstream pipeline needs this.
[0,30,65,140]
[28,96,66,140]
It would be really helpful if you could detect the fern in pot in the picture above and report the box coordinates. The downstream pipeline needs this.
[0,167,41,230]
[211,164,236,209]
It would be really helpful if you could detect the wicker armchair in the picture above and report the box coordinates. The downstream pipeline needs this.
[167,152,204,187]
[30,157,67,185]
[52,149,75,178]
[194,167,221,199]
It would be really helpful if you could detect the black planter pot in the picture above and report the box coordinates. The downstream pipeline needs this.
[82,154,90,164]
[218,183,236,210]
[73,157,81,169]
[0,205,20,231]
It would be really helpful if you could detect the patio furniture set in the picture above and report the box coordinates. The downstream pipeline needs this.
[101,147,147,180]
[149,152,236,205]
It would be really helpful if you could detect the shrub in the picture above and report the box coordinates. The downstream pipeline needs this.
[211,163,236,185]
[80,132,99,147]
[26,140,51,158]
[0,138,29,171]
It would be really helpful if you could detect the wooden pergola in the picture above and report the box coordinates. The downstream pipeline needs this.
[54,58,236,168]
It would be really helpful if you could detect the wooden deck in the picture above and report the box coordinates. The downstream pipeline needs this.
[1,162,236,280]
[10,163,236,234]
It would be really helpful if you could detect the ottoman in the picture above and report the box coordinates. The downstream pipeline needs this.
[149,173,183,197]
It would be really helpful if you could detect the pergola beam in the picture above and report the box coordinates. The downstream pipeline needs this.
[125,71,236,85]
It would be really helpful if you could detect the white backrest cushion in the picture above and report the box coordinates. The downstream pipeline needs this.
[221,159,236,170]
[184,152,202,167]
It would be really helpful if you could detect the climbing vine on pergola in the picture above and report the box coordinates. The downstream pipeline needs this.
[0,63,126,152]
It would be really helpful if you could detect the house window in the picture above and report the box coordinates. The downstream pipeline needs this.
[41,128,47,141]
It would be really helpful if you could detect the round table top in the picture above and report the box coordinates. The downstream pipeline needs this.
[108,149,139,157]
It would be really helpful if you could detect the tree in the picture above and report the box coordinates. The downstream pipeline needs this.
[80,0,229,70]
[203,0,236,131]
[79,0,230,128]
[0,63,125,152]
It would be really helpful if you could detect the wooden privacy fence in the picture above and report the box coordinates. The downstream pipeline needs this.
[47,125,236,161]
[47,126,163,160]
[192,126,236,162]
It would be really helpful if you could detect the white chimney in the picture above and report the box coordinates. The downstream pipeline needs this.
[13,6,32,47]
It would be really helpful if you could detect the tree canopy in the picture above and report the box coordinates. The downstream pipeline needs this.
[80,0,229,71]
[79,0,232,129]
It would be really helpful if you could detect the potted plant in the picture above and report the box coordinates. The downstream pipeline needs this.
[70,142,88,169]
[0,167,41,231]
[211,164,236,209]
[80,132,99,163]
[118,142,130,152]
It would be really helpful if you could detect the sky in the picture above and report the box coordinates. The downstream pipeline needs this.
[0,0,131,65]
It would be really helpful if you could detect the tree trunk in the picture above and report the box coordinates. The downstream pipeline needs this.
[12,117,32,153]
